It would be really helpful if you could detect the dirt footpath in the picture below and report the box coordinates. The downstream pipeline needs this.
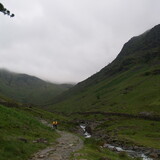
[29,130,83,160]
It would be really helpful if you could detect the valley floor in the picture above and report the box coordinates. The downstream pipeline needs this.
[1,104,159,160]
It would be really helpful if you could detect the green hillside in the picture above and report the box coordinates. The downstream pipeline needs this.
[49,24,160,115]
[0,104,60,160]
[0,69,73,106]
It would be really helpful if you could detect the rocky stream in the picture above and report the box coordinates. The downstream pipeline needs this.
[79,123,159,160]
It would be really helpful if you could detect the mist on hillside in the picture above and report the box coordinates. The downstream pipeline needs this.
[0,0,160,83]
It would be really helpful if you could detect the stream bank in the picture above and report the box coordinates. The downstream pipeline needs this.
[78,121,160,160]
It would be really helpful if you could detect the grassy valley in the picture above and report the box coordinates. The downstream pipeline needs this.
[0,104,137,160]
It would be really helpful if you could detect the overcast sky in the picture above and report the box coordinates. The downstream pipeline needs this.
[0,0,160,83]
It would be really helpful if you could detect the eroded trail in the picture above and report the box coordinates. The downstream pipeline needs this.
[29,122,83,160]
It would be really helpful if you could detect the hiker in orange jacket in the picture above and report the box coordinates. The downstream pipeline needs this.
[52,121,58,129]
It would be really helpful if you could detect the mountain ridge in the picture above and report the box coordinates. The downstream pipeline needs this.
[48,24,160,114]
[63,24,160,93]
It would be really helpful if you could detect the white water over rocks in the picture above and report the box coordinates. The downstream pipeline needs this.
[80,124,91,138]
[104,144,153,160]
[80,123,153,160]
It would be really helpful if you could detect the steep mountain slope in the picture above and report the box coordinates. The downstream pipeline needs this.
[0,69,73,106]
[49,24,160,115]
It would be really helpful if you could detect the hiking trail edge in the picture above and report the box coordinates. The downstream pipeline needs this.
[29,120,84,160]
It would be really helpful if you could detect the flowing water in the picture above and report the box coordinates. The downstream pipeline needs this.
[104,144,153,160]
[79,123,153,160]
[80,124,91,138]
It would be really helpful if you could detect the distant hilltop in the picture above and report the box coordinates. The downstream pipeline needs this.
[0,69,74,106]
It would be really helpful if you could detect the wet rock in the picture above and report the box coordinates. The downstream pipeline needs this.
[144,150,151,155]
[133,146,139,150]
[149,152,158,158]
[127,146,134,150]
[85,126,92,135]
[157,150,160,155]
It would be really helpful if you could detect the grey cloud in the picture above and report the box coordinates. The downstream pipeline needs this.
[0,0,160,83]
